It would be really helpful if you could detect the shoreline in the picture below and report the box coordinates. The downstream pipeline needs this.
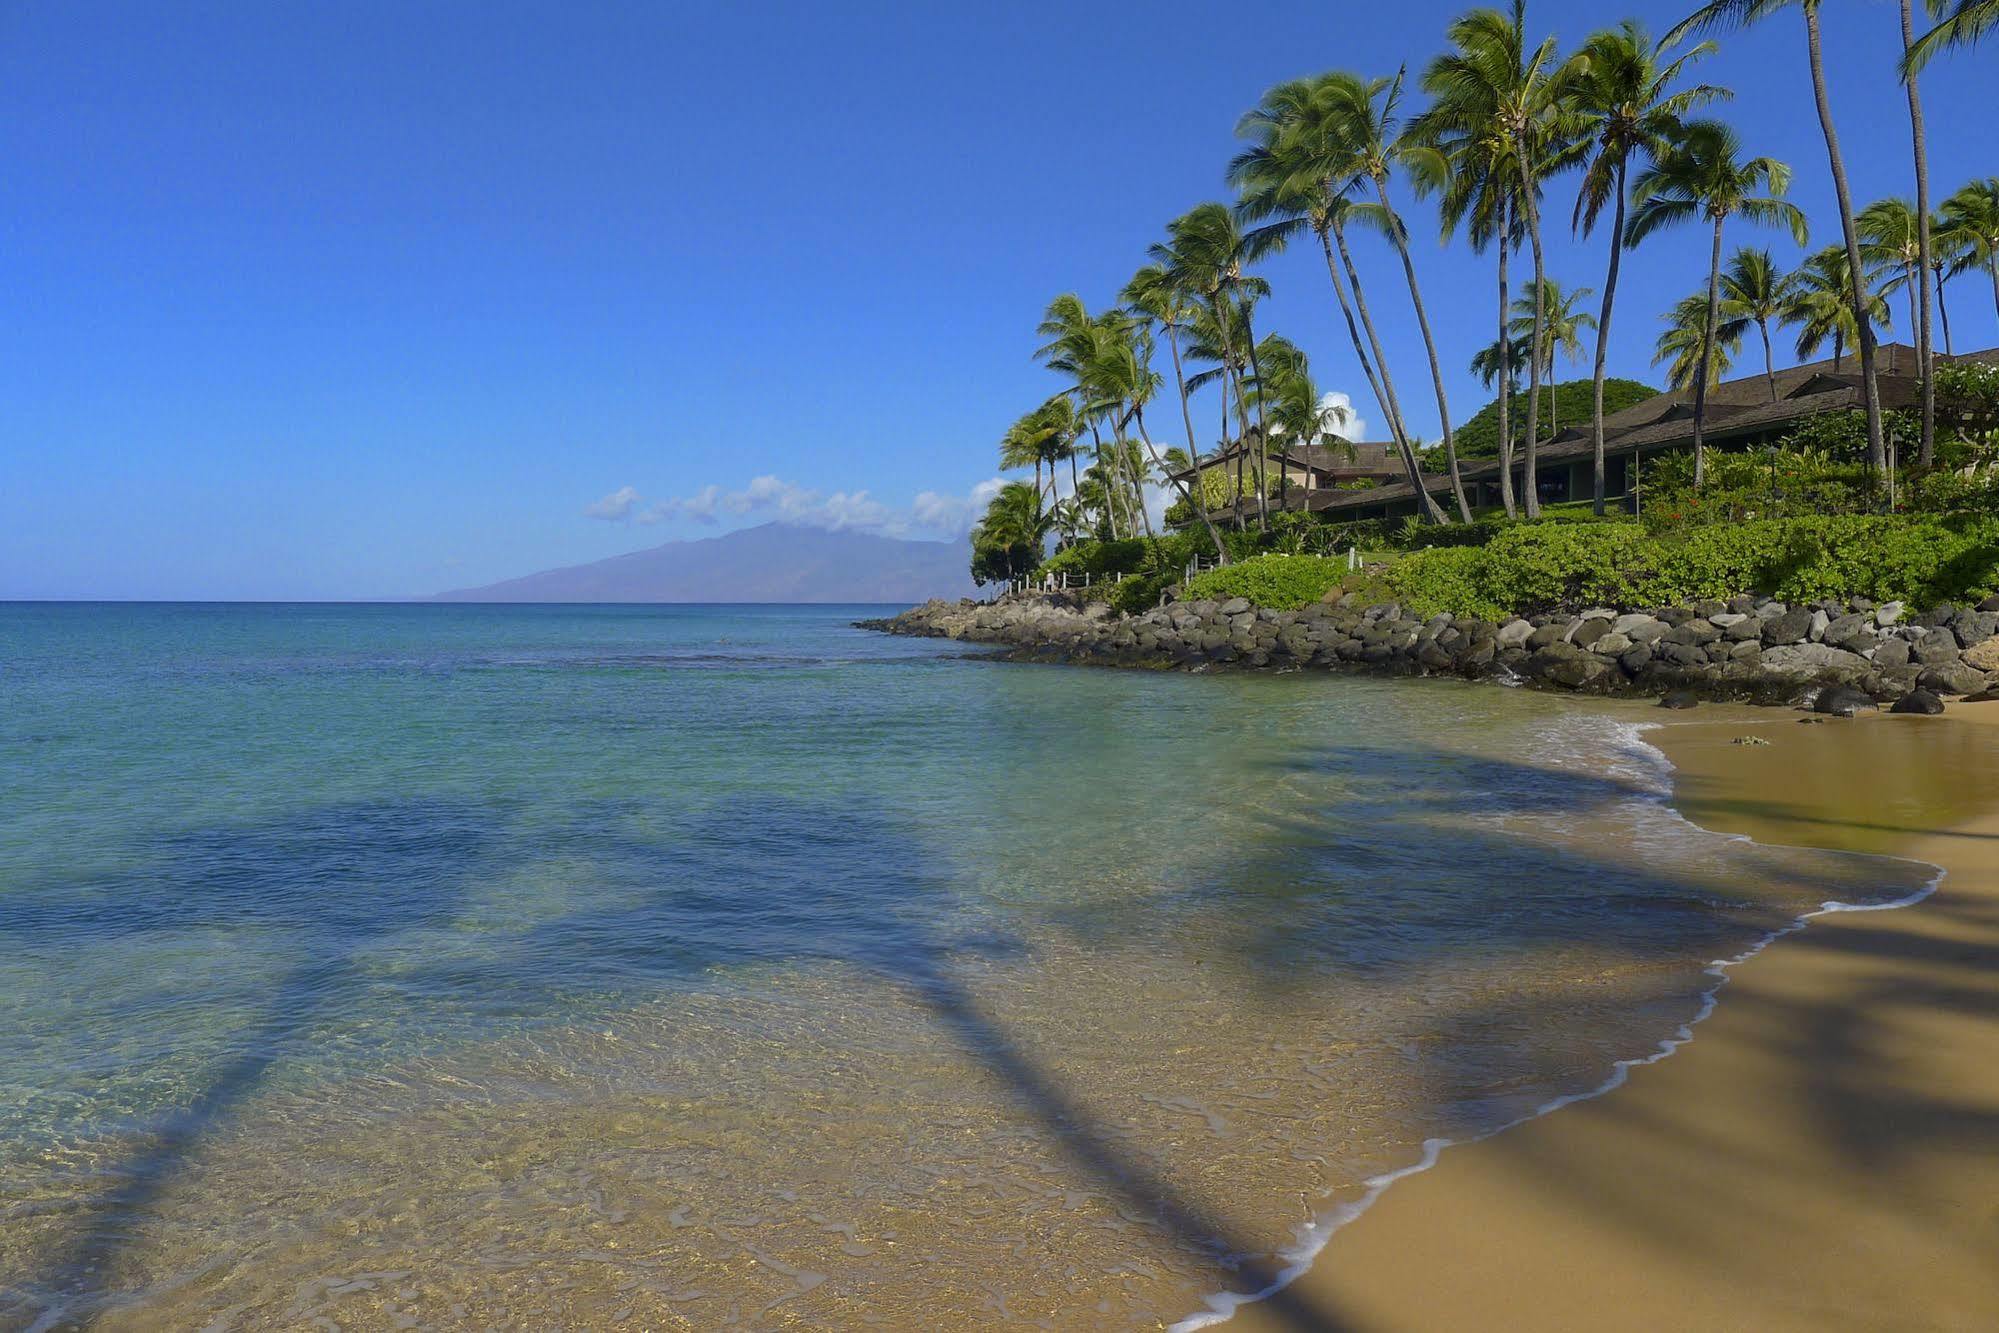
[1203,703,1999,1331]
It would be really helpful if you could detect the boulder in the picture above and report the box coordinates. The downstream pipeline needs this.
[1821,612,1873,649]
[1217,597,1251,617]
[1919,661,1991,697]
[1872,638,1914,669]
[1913,629,1963,666]
[1710,611,1750,628]
[1612,612,1662,637]
[1761,643,1870,678]
[1619,643,1655,674]
[1875,600,1906,627]
[1808,609,1831,642]
[1664,619,1722,647]
[1525,641,1609,689]
[1571,617,1617,650]
[1814,685,1877,717]
[1978,594,1999,614]
[1496,618,1535,650]
[1528,619,1575,649]
[1593,631,1633,656]
[1658,689,1702,710]
[1952,610,1999,647]
[1722,616,1766,642]
[1963,637,1999,673]
[1763,607,1815,646]
[1890,689,1946,715]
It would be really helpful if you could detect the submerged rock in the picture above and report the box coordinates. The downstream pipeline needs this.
[1658,689,1701,710]
[1813,685,1877,717]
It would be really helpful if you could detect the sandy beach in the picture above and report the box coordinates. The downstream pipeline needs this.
[1222,701,1999,1332]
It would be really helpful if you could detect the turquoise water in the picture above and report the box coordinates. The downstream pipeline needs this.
[0,604,1929,1329]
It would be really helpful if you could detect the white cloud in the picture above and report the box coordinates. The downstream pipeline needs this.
[1319,391,1369,443]
[584,485,642,521]
[599,475,1005,539]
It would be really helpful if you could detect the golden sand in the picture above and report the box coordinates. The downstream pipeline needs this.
[1226,702,1999,1332]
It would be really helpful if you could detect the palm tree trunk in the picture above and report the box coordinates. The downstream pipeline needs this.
[1088,420,1121,539]
[1113,417,1157,540]
[1316,228,1402,443]
[1166,323,1200,461]
[1515,152,1548,519]
[1496,202,1518,519]
[1238,302,1273,533]
[1134,403,1227,564]
[1694,214,1726,489]
[1759,319,1778,402]
[1804,6,1887,477]
[1372,180,1469,522]
[1333,218,1445,525]
[1935,267,1955,356]
[1902,0,1937,466]
[1590,162,1628,517]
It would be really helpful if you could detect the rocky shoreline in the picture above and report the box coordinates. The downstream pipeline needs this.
[859,590,1999,707]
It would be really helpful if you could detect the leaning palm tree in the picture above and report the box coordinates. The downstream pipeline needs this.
[1418,0,1581,519]
[1669,1,1886,476]
[1568,21,1725,512]
[1325,69,1471,521]
[1938,178,1999,326]
[1153,203,1277,531]
[1230,76,1452,523]
[1656,292,1744,390]
[1903,0,1999,71]
[1861,196,1937,459]
[1122,264,1204,474]
[1037,295,1141,540]
[1785,245,1892,371]
[1084,311,1230,559]
[1627,119,1807,486]
[1713,247,1791,402]
[1895,1,1940,466]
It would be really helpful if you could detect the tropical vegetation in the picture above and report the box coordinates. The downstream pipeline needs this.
[966,0,1997,608]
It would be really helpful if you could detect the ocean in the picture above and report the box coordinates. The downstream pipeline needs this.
[0,603,1931,1329]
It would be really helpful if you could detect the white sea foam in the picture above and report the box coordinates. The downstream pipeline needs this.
[1169,716,1947,1332]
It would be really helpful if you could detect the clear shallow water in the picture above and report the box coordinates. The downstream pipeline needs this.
[0,604,1931,1329]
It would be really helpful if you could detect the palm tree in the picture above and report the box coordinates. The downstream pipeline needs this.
[1713,248,1791,402]
[1896,0,1940,466]
[1860,196,1937,459]
[1669,1,1886,477]
[1083,308,1231,559]
[1122,264,1203,474]
[1656,292,1744,390]
[1514,276,1598,439]
[1627,119,1806,486]
[1326,70,1471,521]
[1904,1,1999,72]
[1230,76,1452,523]
[1408,57,1527,516]
[1153,204,1277,532]
[1939,179,1999,326]
[1418,0,1580,519]
[1568,21,1725,513]
[973,482,1055,587]
[1037,295,1142,540]
[1786,245,1892,370]
[1926,213,1965,358]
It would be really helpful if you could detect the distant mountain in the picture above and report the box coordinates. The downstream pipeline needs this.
[433,522,979,603]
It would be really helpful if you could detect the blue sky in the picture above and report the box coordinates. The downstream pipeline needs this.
[2,1,1991,599]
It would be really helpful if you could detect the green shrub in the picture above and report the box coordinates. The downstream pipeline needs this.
[1384,514,1999,617]
[1184,554,1347,611]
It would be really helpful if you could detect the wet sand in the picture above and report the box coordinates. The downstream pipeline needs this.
[1225,702,1999,1332]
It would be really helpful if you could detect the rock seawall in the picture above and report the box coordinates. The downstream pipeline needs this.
[859,591,1999,704]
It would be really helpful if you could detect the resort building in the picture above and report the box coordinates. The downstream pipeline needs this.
[1167,436,1406,508]
[1194,343,1999,524]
